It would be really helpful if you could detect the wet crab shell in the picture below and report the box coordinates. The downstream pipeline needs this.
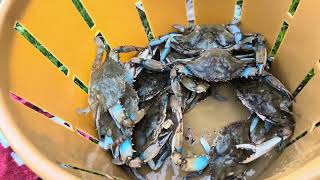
[235,78,292,125]
[171,25,235,55]
[89,58,126,111]
[134,70,170,102]
[120,85,139,121]
[185,49,247,82]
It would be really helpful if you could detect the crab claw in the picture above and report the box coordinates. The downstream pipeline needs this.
[131,57,166,72]
[140,132,172,162]
[181,155,209,172]
[120,139,133,163]
[109,103,126,126]
[99,136,114,150]
[128,157,143,168]
[241,67,257,78]
[236,136,285,163]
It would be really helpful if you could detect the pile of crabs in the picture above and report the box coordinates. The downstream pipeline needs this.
[78,22,295,179]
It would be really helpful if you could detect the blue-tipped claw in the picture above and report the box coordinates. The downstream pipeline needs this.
[181,155,209,172]
[120,139,133,162]
[109,103,133,128]
[241,67,257,78]
[99,136,114,150]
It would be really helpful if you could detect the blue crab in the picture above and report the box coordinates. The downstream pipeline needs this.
[171,24,235,56]
[209,120,292,179]
[172,49,258,82]
[235,72,294,126]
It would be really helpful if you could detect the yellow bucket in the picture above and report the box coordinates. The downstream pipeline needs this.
[0,0,319,179]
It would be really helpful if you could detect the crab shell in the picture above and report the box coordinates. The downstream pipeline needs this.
[185,49,248,82]
[120,85,139,122]
[89,57,126,112]
[171,25,235,56]
[235,78,293,125]
[134,70,170,102]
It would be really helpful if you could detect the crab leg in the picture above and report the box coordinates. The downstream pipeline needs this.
[147,147,171,170]
[180,76,210,93]
[92,36,105,70]
[199,137,211,154]
[235,53,255,59]
[255,43,267,75]
[226,23,242,44]
[140,132,172,163]
[263,72,293,100]
[149,34,171,47]
[131,57,166,72]
[171,123,184,165]
[160,36,173,63]
[149,33,182,63]
[112,145,124,165]
[236,136,284,163]
[250,115,260,134]
[114,45,144,53]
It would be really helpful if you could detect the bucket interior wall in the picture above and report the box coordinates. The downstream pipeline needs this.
[0,0,320,179]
